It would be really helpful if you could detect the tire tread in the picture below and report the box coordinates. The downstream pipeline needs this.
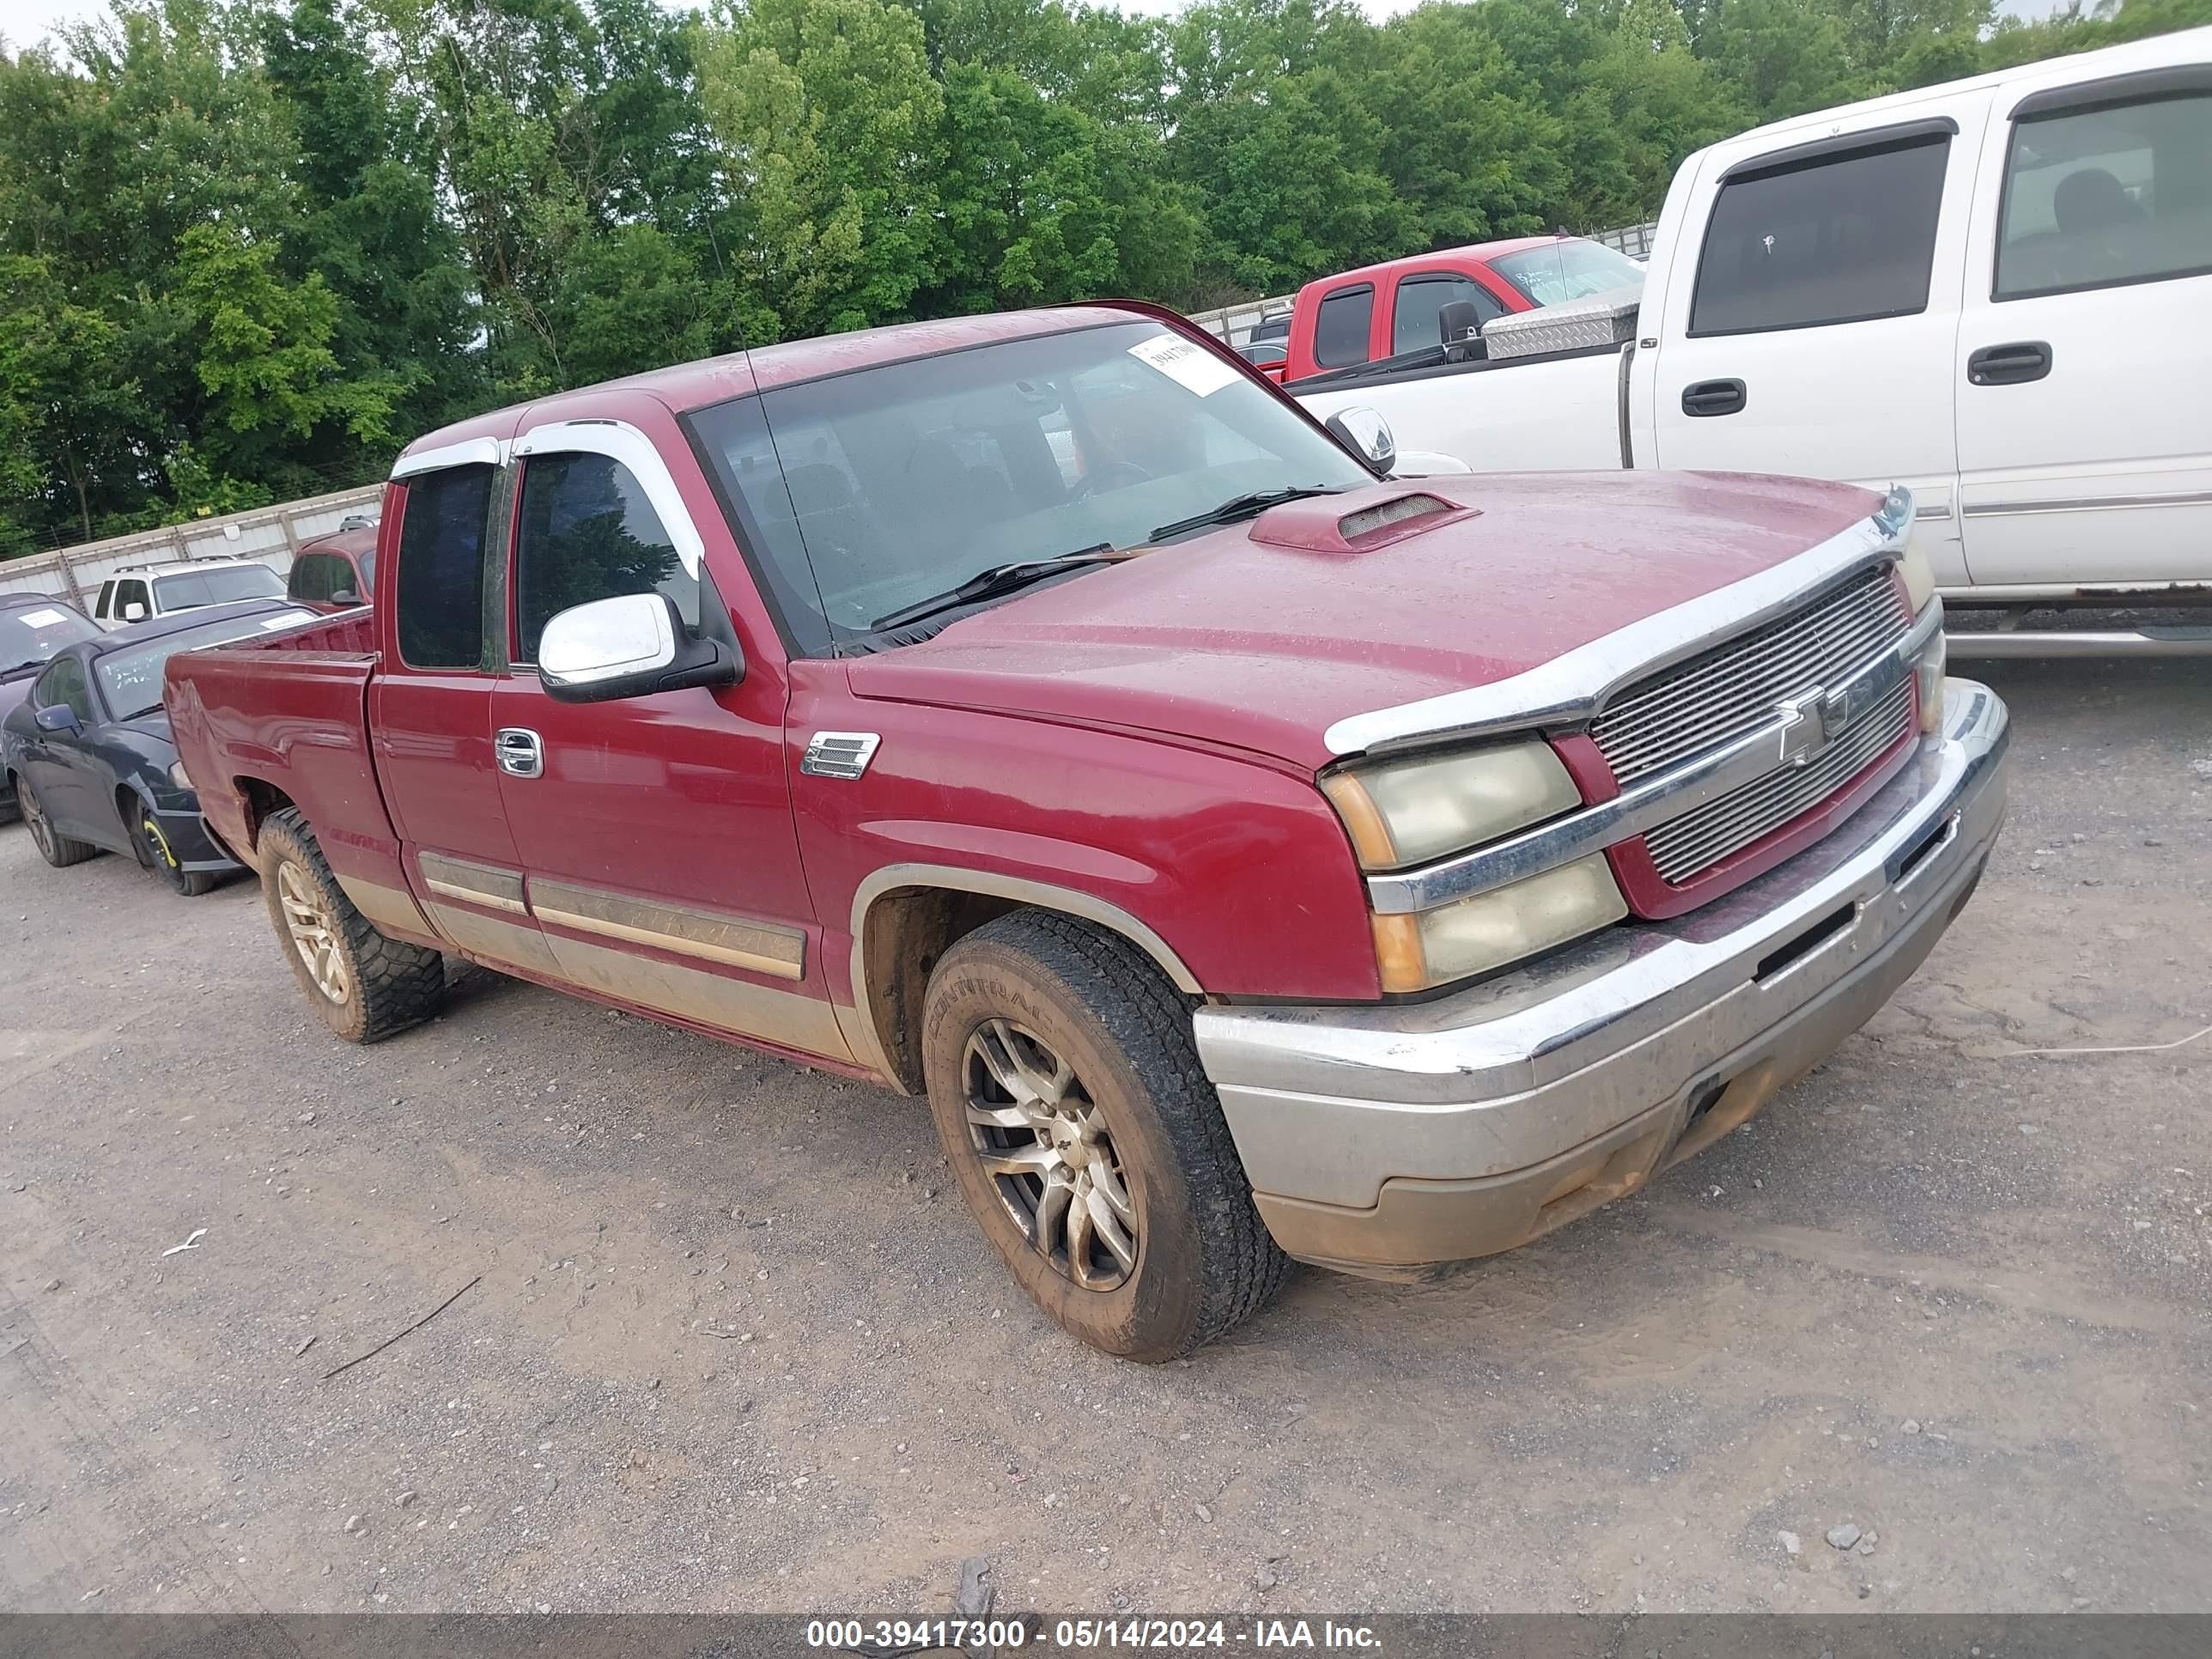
[963,909,1288,1355]
[262,807,444,1042]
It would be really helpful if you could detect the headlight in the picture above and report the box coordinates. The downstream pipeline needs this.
[1322,741,1581,872]
[167,761,195,793]
[1370,855,1628,994]
[1897,539,1937,614]
[1916,623,1947,734]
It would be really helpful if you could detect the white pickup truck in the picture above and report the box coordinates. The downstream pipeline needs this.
[1295,26,2212,656]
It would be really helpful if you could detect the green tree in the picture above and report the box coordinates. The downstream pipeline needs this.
[696,0,945,337]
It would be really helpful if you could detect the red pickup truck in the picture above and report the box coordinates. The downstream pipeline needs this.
[167,303,2009,1359]
[1280,234,1647,382]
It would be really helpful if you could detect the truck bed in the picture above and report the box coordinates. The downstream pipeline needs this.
[164,607,393,872]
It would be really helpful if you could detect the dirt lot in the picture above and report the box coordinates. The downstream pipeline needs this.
[2,659,2207,1619]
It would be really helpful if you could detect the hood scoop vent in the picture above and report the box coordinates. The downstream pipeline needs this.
[1248,489,1475,555]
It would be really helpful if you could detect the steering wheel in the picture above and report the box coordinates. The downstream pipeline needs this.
[1072,461,1152,501]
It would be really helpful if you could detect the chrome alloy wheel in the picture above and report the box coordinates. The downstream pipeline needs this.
[20,784,54,860]
[963,1018,1138,1291]
[277,860,351,1006]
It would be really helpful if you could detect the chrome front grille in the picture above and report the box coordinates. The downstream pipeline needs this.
[1591,568,1911,786]
[1644,678,1914,883]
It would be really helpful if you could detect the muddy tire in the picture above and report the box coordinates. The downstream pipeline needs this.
[921,910,1287,1360]
[260,807,444,1043]
[17,776,97,867]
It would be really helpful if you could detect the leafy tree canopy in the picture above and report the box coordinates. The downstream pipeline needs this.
[2,0,2203,556]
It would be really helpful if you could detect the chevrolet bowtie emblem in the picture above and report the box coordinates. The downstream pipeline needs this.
[1775,687,1833,766]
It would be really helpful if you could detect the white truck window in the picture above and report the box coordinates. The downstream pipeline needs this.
[1689,132,1950,336]
[1996,89,2212,300]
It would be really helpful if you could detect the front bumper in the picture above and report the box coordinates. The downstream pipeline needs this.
[147,800,247,875]
[1194,678,2010,1279]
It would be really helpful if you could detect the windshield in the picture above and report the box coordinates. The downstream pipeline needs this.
[152,564,286,611]
[95,608,316,720]
[0,603,99,674]
[1489,239,1646,307]
[687,319,1370,652]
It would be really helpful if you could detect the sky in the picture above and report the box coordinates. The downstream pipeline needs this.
[0,0,2067,54]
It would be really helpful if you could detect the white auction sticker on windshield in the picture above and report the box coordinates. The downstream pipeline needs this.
[1127,332,1241,397]
[18,607,70,628]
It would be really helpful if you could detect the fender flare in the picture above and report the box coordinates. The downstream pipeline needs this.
[845,863,1204,1092]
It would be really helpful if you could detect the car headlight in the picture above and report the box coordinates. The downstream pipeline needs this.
[1321,741,1582,872]
[1897,539,1936,614]
[167,761,195,793]
[1370,855,1628,994]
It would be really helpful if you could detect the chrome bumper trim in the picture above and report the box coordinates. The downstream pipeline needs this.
[1322,489,1914,759]
[1365,599,1943,915]
[1197,678,2008,1220]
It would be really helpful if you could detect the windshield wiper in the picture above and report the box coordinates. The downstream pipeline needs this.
[1149,485,1346,542]
[871,545,1130,633]
[0,660,42,677]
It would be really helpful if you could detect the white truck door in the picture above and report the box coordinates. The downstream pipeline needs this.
[1955,57,2212,590]
[1645,96,1990,587]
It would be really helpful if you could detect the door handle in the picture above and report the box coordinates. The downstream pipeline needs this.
[1681,378,1747,417]
[1966,341,2051,386]
[495,727,544,780]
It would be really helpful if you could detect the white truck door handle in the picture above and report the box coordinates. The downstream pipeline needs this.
[495,727,544,779]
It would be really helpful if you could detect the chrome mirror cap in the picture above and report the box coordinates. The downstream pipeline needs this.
[1326,406,1398,477]
[539,592,677,691]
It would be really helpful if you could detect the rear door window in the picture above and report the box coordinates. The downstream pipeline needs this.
[1391,275,1505,355]
[1690,132,1951,335]
[1313,285,1375,368]
[511,452,696,663]
[393,465,495,670]
[1996,88,2212,299]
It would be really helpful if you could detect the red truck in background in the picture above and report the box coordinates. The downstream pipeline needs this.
[285,523,378,612]
[1279,234,1647,381]
[166,302,2008,1360]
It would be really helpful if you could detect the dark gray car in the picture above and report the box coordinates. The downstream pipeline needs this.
[2,599,314,894]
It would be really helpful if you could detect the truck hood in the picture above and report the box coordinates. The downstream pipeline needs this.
[844,471,1884,769]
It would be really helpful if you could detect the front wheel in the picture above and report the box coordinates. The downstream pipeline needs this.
[259,807,444,1042]
[129,798,216,896]
[921,910,1287,1360]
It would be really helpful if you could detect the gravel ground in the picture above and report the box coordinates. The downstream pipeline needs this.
[1,659,2206,1618]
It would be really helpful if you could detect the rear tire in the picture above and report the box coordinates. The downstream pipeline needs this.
[259,807,444,1042]
[128,795,216,896]
[17,777,97,868]
[921,910,1288,1360]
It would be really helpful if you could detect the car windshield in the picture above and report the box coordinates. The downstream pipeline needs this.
[686,319,1370,652]
[0,603,99,674]
[152,565,286,611]
[1489,239,1646,307]
[94,608,315,720]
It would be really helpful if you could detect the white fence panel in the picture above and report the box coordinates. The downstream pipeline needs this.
[0,483,383,611]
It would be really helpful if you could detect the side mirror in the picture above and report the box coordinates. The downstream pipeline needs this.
[538,592,739,704]
[120,601,148,623]
[331,589,359,606]
[1437,300,1486,362]
[1325,407,1397,477]
[34,703,81,734]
